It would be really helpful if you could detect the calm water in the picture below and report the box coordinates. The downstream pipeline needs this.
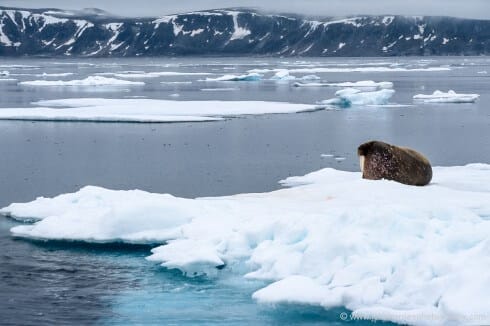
[0,56,489,325]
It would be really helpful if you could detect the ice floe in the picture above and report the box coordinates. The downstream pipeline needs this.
[294,80,393,89]
[2,164,490,325]
[413,90,480,103]
[204,73,262,82]
[111,71,211,78]
[19,76,145,86]
[270,70,321,82]
[0,98,316,123]
[250,67,451,74]
[319,88,395,108]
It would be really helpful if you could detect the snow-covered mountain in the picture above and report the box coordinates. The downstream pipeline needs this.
[1,6,489,57]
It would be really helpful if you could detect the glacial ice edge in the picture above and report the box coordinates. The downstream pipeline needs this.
[1,164,490,326]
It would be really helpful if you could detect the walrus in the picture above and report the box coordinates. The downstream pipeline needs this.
[357,140,432,186]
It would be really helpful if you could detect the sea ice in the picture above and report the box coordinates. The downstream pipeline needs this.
[19,76,145,86]
[270,70,296,81]
[413,90,480,103]
[204,73,262,82]
[0,98,316,123]
[294,80,393,89]
[2,164,490,325]
[249,67,451,74]
[112,71,211,78]
[319,88,395,107]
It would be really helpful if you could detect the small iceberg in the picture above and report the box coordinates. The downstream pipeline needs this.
[319,88,395,108]
[270,70,296,81]
[271,71,321,82]
[19,76,145,86]
[413,90,480,103]
[205,73,262,82]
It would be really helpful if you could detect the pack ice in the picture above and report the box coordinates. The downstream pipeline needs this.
[413,90,480,103]
[2,164,490,325]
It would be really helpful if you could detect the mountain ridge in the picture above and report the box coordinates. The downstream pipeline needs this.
[1,6,489,57]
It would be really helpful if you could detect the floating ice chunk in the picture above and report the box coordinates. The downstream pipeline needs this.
[300,75,321,80]
[270,70,296,81]
[0,78,17,82]
[2,164,490,325]
[19,76,145,86]
[0,98,316,123]
[0,70,9,76]
[413,90,480,103]
[477,70,488,74]
[320,154,334,158]
[205,73,262,82]
[320,88,395,107]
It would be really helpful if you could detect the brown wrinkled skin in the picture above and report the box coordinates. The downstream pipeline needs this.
[357,140,432,186]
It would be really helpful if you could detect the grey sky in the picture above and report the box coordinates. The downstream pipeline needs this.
[2,0,490,19]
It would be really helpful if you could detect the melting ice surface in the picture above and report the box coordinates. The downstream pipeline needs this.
[19,76,145,86]
[319,88,395,108]
[0,98,316,123]
[413,90,480,103]
[2,164,490,325]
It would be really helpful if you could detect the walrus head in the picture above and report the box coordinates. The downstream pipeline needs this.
[357,141,387,174]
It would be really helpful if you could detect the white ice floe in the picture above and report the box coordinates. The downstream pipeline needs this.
[270,70,321,82]
[0,70,9,76]
[2,164,490,325]
[413,90,480,103]
[249,67,451,74]
[319,88,395,107]
[204,73,262,82]
[19,76,145,86]
[294,80,393,89]
[0,98,316,123]
[270,70,296,81]
[111,71,212,78]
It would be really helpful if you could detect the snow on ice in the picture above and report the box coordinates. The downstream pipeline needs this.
[319,88,395,108]
[19,76,145,86]
[413,90,480,103]
[1,164,490,325]
[0,98,316,123]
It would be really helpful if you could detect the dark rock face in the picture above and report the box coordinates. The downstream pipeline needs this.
[1,7,489,57]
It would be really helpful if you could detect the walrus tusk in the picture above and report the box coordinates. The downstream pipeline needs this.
[359,155,365,173]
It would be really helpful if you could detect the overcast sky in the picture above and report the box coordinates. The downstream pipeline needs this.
[3,0,490,19]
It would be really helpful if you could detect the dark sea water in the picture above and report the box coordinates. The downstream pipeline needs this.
[0,56,489,325]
